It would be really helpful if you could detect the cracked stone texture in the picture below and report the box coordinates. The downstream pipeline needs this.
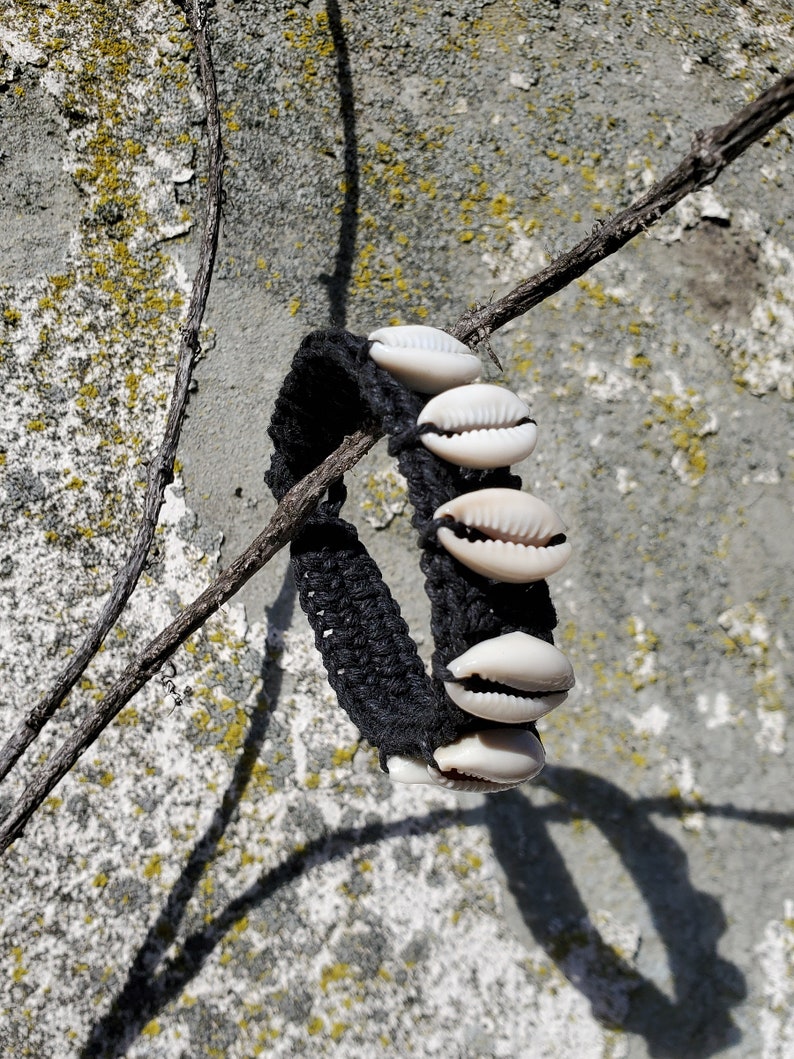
[1,1,793,1057]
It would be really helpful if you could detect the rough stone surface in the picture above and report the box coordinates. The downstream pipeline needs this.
[1,2,793,1057]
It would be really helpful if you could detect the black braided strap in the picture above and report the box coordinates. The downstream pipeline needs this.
[266,329,558,771]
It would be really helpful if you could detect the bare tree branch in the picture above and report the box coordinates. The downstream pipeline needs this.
[0,0,224,783]
[2,68,793,853]
[451,72,794,344]
[0,428,380,854]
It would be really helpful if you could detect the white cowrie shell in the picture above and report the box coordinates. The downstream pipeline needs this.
[444,686,568,723]
[368,325,480,394]
[434,487,572,583]
[386,755,436,785]
[430,728,545,790]
[425,768,524,794]
[417,384,538,468]
[444,630,575,723]
[387,752,517,793]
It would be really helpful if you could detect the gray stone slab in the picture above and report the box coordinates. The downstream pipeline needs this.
[1,2,792,1057]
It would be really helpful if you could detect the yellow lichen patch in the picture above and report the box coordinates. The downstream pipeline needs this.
[307,1017,324,1036]
[230,915,249,938]
[718,602,786,750]
[215,708,249,755]
[342,205,433,317]
[221,104,241,132]
[625,616,661,690]
[320,963,352,991]
[124,372,140,409]
[11,947,29,983]
[282,9,335,86]
[418,177,437,199]
[453,849,484,877]
[509,337,538,379]
[489,191,514,219]
[248,761,275,794]
[143,854,162,879]
[647,391,714,486]
[0,0,194,602]
[576,277,621,310]
[359,466,407,529]
[332,743,359,768]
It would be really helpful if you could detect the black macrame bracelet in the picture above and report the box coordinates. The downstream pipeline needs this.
[266,328,572,788]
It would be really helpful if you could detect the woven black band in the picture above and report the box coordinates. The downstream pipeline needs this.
[266,329,558,770]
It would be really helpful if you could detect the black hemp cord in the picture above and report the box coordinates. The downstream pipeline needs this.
[266,329,558,771]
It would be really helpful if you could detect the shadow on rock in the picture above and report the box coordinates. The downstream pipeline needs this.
[485,767,753,1058]
[83,546,787,1059]
[81,573,297,1058]
[317,0,359,330]
[82,571,454,1059]
[84,739,792,1059]
[83,797,452,1059]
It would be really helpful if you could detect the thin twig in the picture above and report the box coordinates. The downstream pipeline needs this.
[0,0,224,783]
[0,428,380,854]
[451,72,794,343]
[3,72,794,853]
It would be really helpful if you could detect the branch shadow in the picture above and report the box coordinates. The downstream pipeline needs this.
[484,767,791,1058]
[318,0,359,329]
[83,739,793,1058]
[83,797,454,1057]
[81,571,296,1058]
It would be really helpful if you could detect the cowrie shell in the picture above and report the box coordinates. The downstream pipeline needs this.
[386,755,436,785]
[388,729,545,792]
[444,630,574,723]
[368,325,480,394]
[434,487,572,583]
[430,728,545,790]
[425,768,525,794]
[417,384,538,468]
